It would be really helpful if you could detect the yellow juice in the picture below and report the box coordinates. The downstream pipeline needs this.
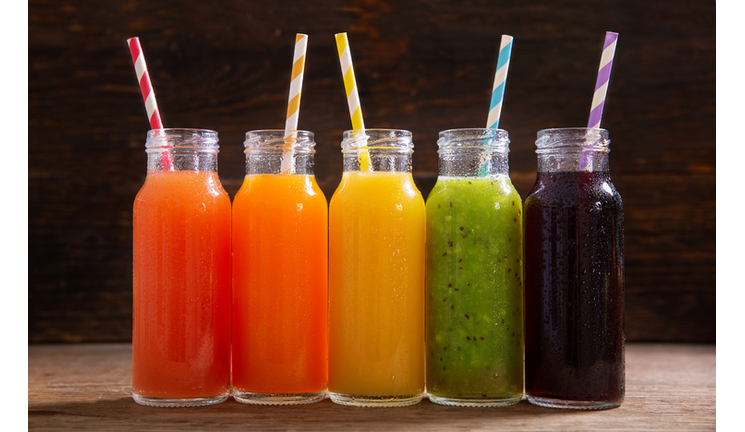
[328,171,426,401]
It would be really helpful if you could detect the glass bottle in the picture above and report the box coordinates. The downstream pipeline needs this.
[425,128,524,407]
[524,127,625,410]
[328,129,426,407]
[132,129,231,407]
[232,130,328,405]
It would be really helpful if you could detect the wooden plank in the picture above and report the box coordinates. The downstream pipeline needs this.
[28,343,716,431]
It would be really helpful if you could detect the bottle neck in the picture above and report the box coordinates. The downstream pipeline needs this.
[536,128,610,173]
[243,130,316,175]
[437,128,510,178]
[145,129,219,173]
[341,129,414,173]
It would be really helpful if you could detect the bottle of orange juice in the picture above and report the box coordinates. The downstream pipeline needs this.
[232,130,328,405]
[132,129,231,407]
[328,129,426,407]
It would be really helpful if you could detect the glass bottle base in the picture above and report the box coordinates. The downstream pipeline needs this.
[329,392,423,408]
[132,393,228,408]
[527,395,622,410]
[427,393,522,407]
[232,390,327,405]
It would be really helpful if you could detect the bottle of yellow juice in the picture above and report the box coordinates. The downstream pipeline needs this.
[328,129,426,407]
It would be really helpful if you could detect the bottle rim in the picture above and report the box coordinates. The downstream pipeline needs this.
[243,129,316,152]
[341,129,413,151]
[145,128,219,149]
[537,126,608,135]
[437,128,510,151]
[536,127,610,154]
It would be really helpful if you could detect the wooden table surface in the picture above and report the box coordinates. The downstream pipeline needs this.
[28,343,715,431]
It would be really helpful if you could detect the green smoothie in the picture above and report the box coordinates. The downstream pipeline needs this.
[425,176,524,406]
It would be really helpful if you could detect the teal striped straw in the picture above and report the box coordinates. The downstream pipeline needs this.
[486,34,514,130]
[479,34,513,176]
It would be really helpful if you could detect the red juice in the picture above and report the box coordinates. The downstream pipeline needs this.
[132,129,231,407]
[524,170,624,409]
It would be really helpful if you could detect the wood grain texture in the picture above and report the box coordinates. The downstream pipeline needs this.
[28,0,715,342]
[28,343,716,431]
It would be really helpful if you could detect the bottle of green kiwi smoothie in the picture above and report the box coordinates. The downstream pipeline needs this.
[425,128,523,407]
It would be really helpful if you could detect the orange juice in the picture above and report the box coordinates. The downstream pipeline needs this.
[133,167,231,406]
[329,169,426,407]
[232,173,328,404]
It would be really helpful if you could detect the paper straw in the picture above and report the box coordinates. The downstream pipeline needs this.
[581,31,618,170]
[486,35,514,130]
[335,32,372,172]
[280,33,309,174]
[478,35,513,177]
[587,31,619,129]
[127,37,163,130]
[128,37,171,170]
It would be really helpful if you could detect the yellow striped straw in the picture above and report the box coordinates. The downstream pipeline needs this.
[335,32,372,172]
[280,33,309,174]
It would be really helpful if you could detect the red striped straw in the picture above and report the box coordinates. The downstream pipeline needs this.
[127,37,171,170]
[127,37,163,130]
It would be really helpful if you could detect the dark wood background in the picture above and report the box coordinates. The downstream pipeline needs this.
[28,0,715,343]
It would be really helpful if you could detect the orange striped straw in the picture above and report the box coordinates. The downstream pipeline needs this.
[280,34,309,174]
[335,33,372,172]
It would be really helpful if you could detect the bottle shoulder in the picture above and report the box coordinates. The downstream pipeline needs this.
[428,176,520,200]
[235,174,326,204]
[330,171,423,208]
[138,170,228,195]
[525,172,622,210]
[134,171,230,213]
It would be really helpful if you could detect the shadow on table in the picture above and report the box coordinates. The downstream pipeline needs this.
[29,396,598,430]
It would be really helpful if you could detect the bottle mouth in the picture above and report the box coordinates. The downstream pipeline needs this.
[536,127,609,154]
[145,128,219,149]
[437,128,510,152]
[243,130,316,153]
[341,129,413,152]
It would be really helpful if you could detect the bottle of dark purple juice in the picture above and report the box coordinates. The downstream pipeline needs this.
[524,127,624,410]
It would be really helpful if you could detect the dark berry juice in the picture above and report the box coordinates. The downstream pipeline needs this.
[524,171,624,409]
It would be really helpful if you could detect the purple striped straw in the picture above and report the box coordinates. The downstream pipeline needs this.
[581,31,618,170]
[587,31,619,129]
